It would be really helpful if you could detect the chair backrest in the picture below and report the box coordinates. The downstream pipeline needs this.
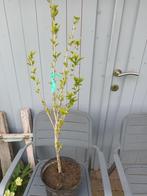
[33,110,92,161]
[120,113,147,164]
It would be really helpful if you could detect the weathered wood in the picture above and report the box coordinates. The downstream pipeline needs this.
[20,108,35,168]
[0,112,13,176]
[0,133,33,142]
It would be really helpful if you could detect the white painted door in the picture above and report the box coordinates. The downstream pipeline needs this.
[97,0,147,165]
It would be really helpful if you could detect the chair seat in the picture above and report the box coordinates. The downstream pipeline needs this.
[124,164,147,195]
[24,160,92,196]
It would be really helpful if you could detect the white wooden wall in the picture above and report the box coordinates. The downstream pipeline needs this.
[1,0,147,162]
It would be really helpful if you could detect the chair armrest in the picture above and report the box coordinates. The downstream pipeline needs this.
[114,150,133,196]
[92,145,112,196]
[0,142,32,196]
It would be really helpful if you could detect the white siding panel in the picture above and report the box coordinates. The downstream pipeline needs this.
[67,0,82,110]
[0,0,21,130]
[90,0,115,144]
[35,0,51,105]
[108,0,147,164]
[79,0,97,112]
[1,0,147,164]
[19,0,44,114]
[102,0,139,162]
[4,0,32,108]
[97,0,125,149]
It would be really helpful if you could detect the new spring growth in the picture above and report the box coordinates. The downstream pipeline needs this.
[27,0,84,173]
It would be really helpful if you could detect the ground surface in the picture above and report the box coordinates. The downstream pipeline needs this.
[90,169,124,196]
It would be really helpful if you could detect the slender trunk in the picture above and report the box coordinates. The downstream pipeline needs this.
[54,132,62,173]
[56,148,62,173]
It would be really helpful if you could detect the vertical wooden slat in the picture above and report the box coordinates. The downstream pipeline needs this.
[110,0,147,156]
[0,112,13,176]
[89,0,115,144]
[19,0,43,115]
[20,108,35,168]
[35,0,52,105]
[4,0,32,108]
[102,0,139,162]
[0,64,14,131]
[0,0,21,130]
[79,0,98,112]
[106,0,147,165]
[131,41,147,113]
[97,0,125,151]
[66,0,82,110]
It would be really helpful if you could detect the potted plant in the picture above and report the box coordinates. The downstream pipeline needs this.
[27,0,83,195]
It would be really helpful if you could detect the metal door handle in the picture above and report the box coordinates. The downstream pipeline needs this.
[113,69,139,77]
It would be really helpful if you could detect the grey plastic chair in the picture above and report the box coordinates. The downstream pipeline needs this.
[0,111,112,196]
[114,114,147,196]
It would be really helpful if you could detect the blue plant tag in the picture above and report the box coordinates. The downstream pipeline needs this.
[50,72,62,93]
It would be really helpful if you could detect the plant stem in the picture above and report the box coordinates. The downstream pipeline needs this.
[37,93,54,129]
[54,132,62,173]
[48,0,62,173]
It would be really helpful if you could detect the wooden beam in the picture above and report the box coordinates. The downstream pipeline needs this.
[20,108,35,168]
[0,112,13,176]
[0,133,33,142]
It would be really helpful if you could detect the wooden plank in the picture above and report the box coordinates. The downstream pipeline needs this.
[20,108,35,168]
[0,0,21,130]
[19,0,43,114]
[90,169,124,196]
[66,0,82,110]
[4,0,32,108]
[79,0,97,112]
[0,112,13,176]
[0,133,33,142]
[35,0,52,105]
[131,41,147,113]
[110,0,147,163]
[97,0,125,151]
[0,63,15,131]
[89,0,115,144]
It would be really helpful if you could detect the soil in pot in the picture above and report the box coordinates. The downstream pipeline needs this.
[42,157,81,191]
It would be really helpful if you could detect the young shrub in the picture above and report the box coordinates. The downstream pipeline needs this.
[27,0,83,174]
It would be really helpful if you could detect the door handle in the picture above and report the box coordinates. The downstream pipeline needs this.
[113,69,139,77]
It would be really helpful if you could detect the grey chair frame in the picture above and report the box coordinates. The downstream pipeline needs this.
[114,114,147,196]
[0,111,112,196]
[114,148,133,196]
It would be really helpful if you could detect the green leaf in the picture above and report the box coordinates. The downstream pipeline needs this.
[73,77,84,87]
[31,67,37,74]
[57,119,64,128]
[50,4,59,18]
[35,88,40,94]
[73,16,80,24]
[69,39,81,47]
[52,22,60,34]
[45,107,50,115]
[41,100,46,106]
[59,107,68,115]
[30,75,35,81]
[63,62,68,67]
[53,52,61,59]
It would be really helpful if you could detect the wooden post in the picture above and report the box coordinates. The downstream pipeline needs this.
[20,108,35,168]
[0,112,13,176]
